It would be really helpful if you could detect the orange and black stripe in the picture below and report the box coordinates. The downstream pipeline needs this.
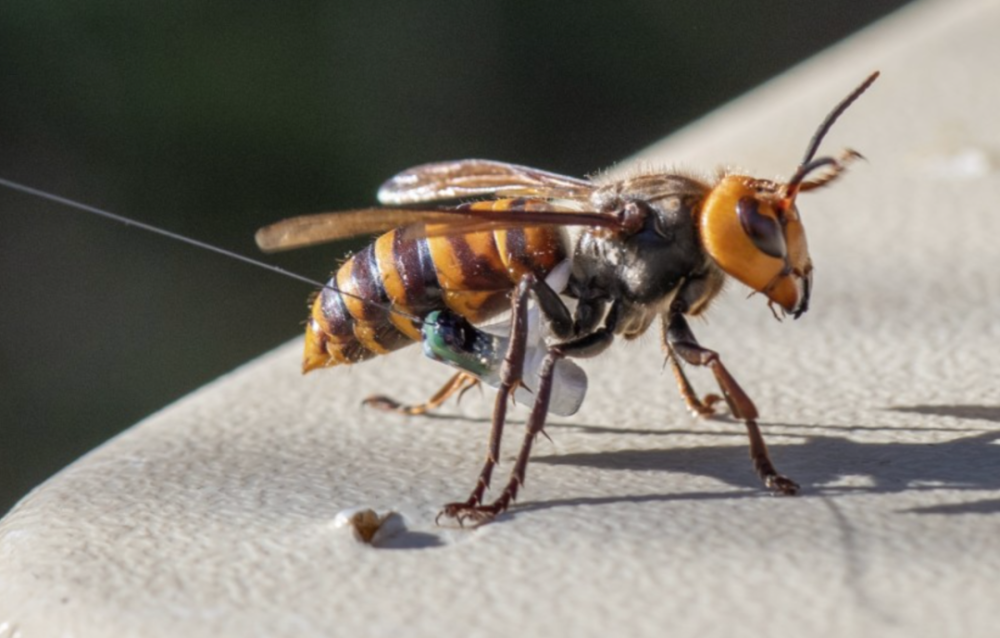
[302,199,567,372]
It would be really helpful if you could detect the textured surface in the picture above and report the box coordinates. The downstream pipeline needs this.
[2,0,999,636]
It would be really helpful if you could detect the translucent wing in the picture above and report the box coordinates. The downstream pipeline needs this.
[255,198,620,253]
[377,159,595,205]
[257,208,464,252]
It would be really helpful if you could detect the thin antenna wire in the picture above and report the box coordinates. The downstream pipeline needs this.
[0,176,425,325]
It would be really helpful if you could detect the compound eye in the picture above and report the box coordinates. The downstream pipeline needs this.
[737,197,786,259]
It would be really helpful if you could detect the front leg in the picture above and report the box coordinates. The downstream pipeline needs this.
[664,311,799,495]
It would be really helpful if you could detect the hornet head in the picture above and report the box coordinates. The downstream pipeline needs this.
[697,71,878,319]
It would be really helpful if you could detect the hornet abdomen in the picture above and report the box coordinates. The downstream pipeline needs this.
[303,199,567,372]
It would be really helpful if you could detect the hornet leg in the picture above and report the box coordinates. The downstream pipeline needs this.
[475,329,613,519]
[437,271,594,525]
[441,329,613,525]
[437,274,536,525]
[451,350,563,523]
[666,349,724,417]
[363,372,480,416]
[664,312,799,495]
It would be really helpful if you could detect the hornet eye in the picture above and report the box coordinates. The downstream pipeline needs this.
[737,197,786,259]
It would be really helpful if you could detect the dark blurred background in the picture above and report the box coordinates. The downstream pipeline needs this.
[0,1,912,514]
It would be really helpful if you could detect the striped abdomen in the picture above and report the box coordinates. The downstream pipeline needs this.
[302,201,566,372]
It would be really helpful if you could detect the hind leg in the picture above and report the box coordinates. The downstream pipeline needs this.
[363,372,480,416]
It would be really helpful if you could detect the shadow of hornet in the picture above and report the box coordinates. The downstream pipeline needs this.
[528,404,1000,516]
[888,404,1000,423]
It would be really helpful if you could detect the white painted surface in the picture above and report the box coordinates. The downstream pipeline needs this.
[3,0,999,636]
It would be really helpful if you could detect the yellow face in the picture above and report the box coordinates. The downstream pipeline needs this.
[699,175,813,318]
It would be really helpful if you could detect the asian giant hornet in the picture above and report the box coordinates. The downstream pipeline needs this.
[252,71,880,524]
